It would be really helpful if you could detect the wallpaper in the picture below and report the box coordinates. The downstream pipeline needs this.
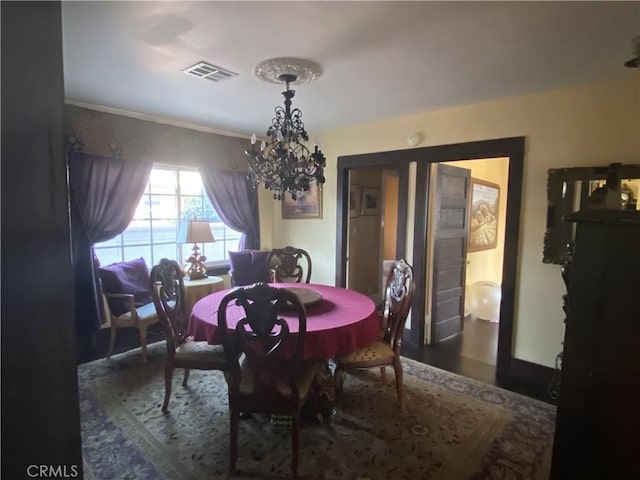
[64,105,249,171]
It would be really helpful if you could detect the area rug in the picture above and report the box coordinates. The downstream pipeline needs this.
[78,343,555,479]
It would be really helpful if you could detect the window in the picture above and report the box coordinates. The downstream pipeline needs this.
[95,166,242,269]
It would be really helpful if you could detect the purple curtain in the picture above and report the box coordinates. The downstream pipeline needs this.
[68,152,152,353]
[201,170,260,250]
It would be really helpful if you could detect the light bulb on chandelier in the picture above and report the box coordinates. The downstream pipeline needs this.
[245,59,326,201]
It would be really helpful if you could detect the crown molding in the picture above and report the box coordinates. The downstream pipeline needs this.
[65,99,249,140]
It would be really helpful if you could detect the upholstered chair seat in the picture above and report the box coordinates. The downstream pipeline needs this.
[110,301,157,323]
[336,341,394,365]
[174,340,226,364]
[237,358,323,400]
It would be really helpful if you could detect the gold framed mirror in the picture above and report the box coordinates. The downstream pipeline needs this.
[543,163,640,264]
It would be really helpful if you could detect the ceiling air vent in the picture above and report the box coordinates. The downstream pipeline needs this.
[182,61,238,82]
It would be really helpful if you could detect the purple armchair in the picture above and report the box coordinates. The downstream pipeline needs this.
[98,257,159,362]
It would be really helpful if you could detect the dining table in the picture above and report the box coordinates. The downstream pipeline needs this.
[188,282,380,360]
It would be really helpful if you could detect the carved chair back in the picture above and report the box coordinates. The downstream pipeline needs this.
[380,259,415,353]
[267,246,312,283]
[218,283,307,401]
[149,259,189,356]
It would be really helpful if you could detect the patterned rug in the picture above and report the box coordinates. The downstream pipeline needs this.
[78,343,555,479]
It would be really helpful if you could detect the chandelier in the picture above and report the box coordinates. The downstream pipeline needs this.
[245,58,326,201]
[624,35,640,68]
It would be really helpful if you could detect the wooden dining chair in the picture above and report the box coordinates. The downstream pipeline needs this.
[217,283,322,477]
[149,258,229,413]
[267,246,312,283]
[333,259,415,410]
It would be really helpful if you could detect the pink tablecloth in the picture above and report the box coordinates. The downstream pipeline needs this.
[189,283,379,360]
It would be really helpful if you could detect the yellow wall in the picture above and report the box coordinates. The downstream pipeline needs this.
[262,76,639,367]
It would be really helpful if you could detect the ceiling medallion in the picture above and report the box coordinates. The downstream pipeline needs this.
[245,58,326,201]
[253,57,323,85]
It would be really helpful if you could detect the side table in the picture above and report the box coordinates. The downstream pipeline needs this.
[183,276,225,314]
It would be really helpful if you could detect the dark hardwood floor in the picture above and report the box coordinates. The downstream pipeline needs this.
[402,316,555,405]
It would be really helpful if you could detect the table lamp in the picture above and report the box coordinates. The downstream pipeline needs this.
[178,219,215,280]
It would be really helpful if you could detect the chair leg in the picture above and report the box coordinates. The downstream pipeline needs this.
[380,366,386,383]
[162,364,173,413]
[229,406,239,475]
[182,368,190,387]
[107,325,117,359]
[292,410,300,478]
[393,357,403,409]
[333,366,347,411]
[138,324,149,363]
[309,379,322,421]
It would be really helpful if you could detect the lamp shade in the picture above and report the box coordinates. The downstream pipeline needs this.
[177,219,215,244]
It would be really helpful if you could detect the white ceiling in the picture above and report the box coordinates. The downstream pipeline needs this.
[61,1,639,137]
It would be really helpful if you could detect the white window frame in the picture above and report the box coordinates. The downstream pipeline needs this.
[94,164,241,269]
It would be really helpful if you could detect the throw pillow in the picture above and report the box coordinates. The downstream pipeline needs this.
[228,250,270,286]
[98,257,153,316]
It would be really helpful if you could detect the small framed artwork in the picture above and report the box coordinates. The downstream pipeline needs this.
[361,187,381,216]
[468,178,500,252]
[350,184,362,218]
[282,180,323,219]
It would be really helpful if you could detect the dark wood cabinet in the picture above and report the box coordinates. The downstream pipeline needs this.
[551,210,640,479]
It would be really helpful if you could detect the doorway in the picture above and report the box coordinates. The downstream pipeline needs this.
[346,168,401,305]
[427,158,509,342]
[421,158,509,379]
[336,137,525,379]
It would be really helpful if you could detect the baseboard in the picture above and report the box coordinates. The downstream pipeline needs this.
[509,358,555,390]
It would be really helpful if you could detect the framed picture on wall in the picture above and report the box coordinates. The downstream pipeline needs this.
[468,178,500,252]
[282,180,323,219]
[350,185,362,218]
[361,187,381,215]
